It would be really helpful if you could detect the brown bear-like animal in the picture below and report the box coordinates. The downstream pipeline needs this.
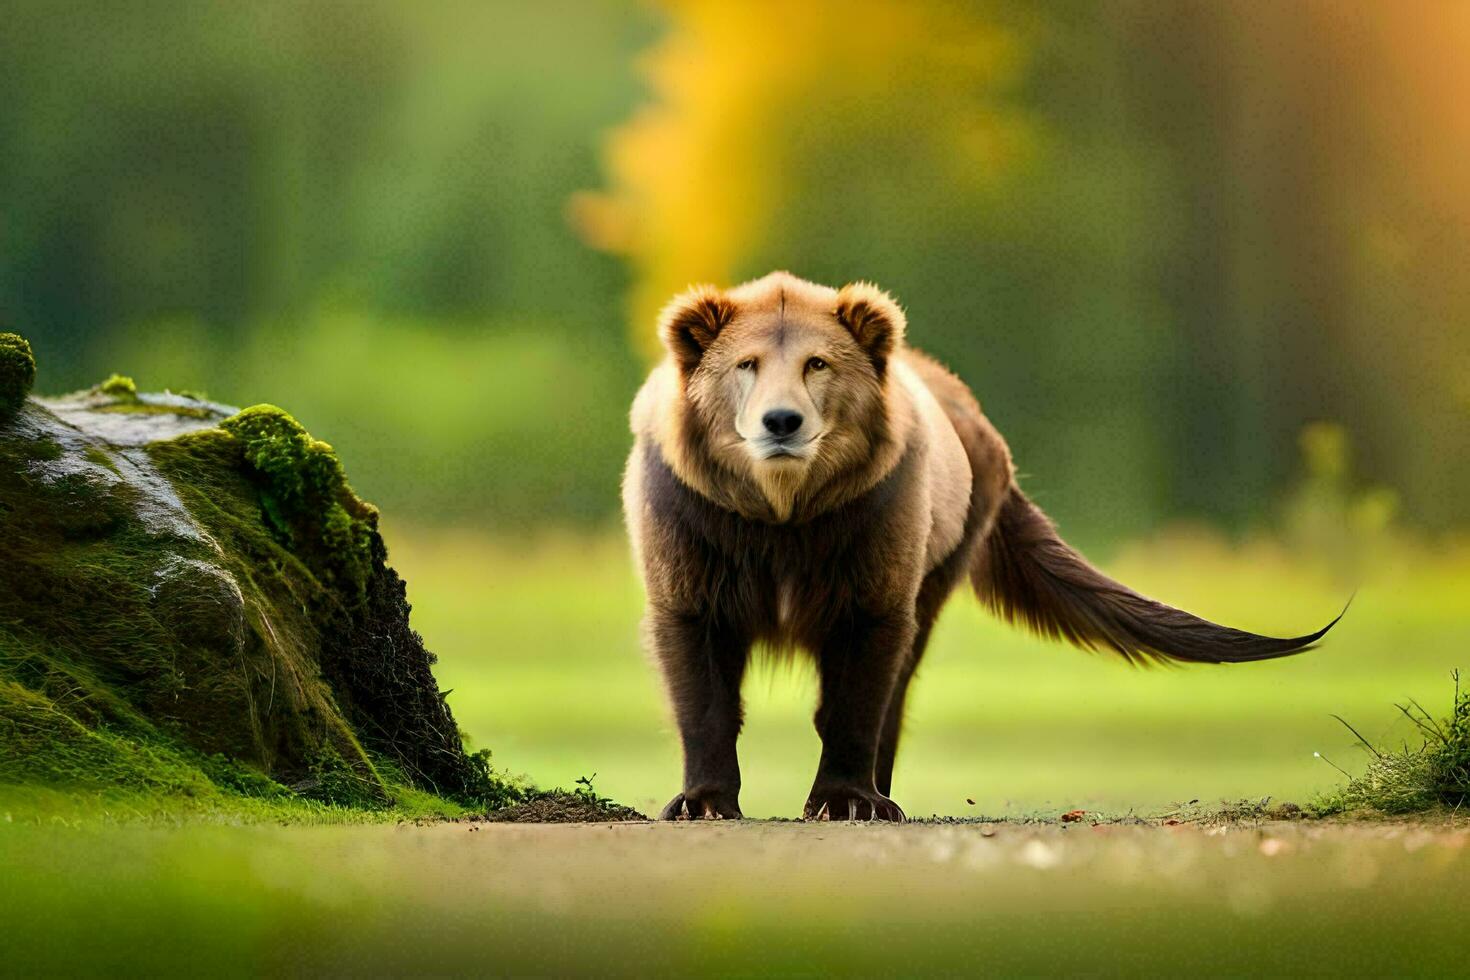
[623,271,1339,822]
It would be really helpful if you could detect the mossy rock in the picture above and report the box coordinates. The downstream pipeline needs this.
[0,339,484,809]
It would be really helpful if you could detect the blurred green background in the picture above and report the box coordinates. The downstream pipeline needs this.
[4,0,1468,816]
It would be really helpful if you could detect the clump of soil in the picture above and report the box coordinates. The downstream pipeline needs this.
[0,337,499,810]
[484,791,648,823]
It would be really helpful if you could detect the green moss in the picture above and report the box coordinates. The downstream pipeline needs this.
[0,679,211,795]
[0,434,177,744]
[0,674,465,825]
[97,373,138,399]
[31,437,63,463]
[302,743,390,810]
[83,446,120,472]
[0,332,36,414]
[214,405,377,599]
[194,752,293,800]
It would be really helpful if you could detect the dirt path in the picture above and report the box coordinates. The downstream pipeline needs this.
[4,819,1467,976]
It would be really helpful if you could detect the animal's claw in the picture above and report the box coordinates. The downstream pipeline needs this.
[659,790,743,821]
[804,785,905,823]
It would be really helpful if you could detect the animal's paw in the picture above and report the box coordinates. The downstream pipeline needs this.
[659,787,742,821]
[803,784,905,823]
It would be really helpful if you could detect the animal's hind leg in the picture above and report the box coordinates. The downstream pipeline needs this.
[648,610,749,820]
[874,618,935,798]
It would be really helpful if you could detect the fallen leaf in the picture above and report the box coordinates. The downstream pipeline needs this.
[966,798,976,806]
[1061,809,1087,823]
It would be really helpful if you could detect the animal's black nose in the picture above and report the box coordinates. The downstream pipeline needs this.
[762,409,804,438]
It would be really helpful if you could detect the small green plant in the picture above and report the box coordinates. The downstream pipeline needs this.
[0,332,36,414]
[560,772,644,818]
[98,374,139,399]
[1314,671,1470,815]
[463,748,530,810]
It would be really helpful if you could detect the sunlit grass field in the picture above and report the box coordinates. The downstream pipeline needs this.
[389,525,1470,819]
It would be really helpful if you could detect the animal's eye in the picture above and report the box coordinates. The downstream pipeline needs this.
[807,357,828,372]
[736,358,757,371]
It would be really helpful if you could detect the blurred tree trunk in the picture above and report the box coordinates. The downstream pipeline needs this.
[1114,0,1256,526]
[1115,1,1355,529]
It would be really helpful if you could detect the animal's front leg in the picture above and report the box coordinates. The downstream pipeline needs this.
[875,612,940,797]
[807,610,914,822]
[647,609,749,820]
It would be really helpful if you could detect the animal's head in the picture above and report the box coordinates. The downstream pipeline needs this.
[657,272,907,519]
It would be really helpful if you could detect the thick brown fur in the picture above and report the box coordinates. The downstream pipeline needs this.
[623,271,1339,822]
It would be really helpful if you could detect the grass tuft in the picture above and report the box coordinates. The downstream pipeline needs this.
[1314,671,1470,816]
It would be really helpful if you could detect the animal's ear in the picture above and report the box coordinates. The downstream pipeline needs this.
[658,285,736,372]
[834,282,905,375]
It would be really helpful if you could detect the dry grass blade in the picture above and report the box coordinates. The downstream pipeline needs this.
[1330,714,1385,760]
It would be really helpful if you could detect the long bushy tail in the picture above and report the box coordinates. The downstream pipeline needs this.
[972,486,1343,665]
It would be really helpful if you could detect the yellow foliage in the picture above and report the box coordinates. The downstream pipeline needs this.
[571,0,1036,359]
